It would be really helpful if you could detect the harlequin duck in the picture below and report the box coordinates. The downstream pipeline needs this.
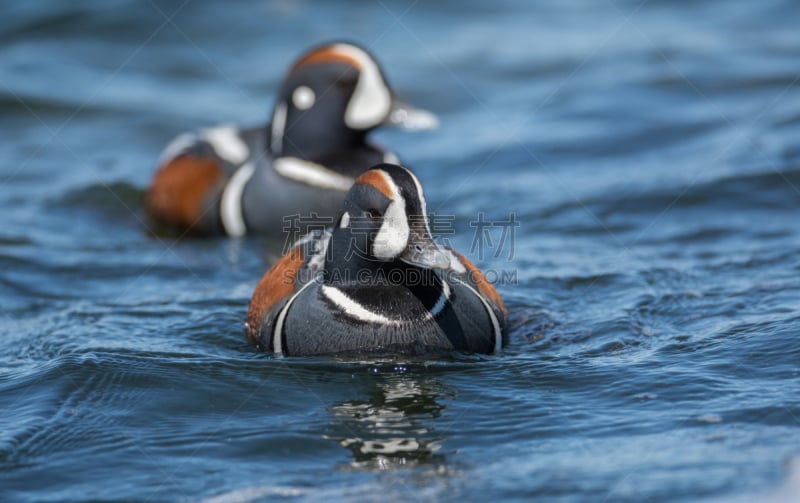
[246,164,508,356]
[146,42,438,236]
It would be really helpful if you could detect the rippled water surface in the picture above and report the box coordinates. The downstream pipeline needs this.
[2,1,800,501]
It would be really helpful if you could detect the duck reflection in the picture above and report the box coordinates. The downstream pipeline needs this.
[325,369,454,469]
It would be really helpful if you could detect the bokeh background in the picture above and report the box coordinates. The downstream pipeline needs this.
[2,0,799,501]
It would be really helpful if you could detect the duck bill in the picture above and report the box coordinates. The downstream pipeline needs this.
[400,231,451,270]
[385,99,439,130]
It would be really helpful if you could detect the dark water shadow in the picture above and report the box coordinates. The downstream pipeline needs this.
[323,370,456,471]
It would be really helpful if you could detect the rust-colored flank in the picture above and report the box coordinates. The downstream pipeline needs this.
[246,247,305,343]
[145,154,223,231]
[451,250,509,319]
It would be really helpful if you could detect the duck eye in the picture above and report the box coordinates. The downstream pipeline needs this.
[292,86,316,110]
[366,208,383,220]
[335,76,357,91]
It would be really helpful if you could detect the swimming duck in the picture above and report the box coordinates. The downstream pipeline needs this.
[246,164,508,356]
[146,42,437,236]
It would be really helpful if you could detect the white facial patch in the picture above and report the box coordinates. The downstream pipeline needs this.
[339,211,350,229]
[331,44,392,130]
[371,171,410,260]
[292,86,315,110]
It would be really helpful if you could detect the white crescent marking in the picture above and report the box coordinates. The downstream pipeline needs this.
[272,279,316,354]
[220,161,255,237]
[371,170,409,260]
[331,44,391,129]
[429,281,450,317]
[270,102,287,154]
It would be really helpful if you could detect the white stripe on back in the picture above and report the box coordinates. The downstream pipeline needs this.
[273,157,354,191]
[321,285,402,325]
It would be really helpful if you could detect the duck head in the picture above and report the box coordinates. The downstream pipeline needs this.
[324,163,450,282]
[269,42,438,158]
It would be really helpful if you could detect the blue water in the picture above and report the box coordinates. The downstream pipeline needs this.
[2,0,800,501]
